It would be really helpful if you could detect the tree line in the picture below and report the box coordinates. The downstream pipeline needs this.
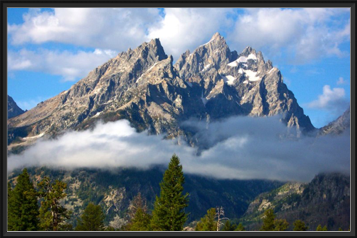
[7,154,348,231]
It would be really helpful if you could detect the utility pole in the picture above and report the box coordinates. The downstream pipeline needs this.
[215,206,229,231]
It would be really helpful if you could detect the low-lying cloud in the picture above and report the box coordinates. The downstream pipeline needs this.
[8,116,350,182]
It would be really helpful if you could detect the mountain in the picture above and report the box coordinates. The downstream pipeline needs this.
[7,32,315,151]
[319,106,350,135]
[8,95,25,119]
[7,166,283,229]
[240,172,350,231]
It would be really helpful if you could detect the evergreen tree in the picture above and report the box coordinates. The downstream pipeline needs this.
[274,219,289,231]
[75,203,105,231]
[126,192,151,231]
[38,176,71,231]
[293,220,308,231]
[260,208,275,231]
[128,207,152,231]
[8,168,39,231]
[221,220,237,231]
[195,208,217,231]
[127,192,147,221]
[235,223,246,231]
[150,154,189,231]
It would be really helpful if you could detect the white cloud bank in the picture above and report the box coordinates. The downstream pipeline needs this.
[227,8,350,63]
[8,8,350,67]
[8,8,160,51]
[8,48,117,81]
[8,116,350,182]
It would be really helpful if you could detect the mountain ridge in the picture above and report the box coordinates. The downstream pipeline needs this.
[8,32,316,150]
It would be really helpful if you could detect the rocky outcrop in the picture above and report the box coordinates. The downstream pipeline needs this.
[241,173,350,231]
[8,95,25,119]
[319,106,350,135]
[7,33,316,151]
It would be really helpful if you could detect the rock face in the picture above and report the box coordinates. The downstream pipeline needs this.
[8,95,25,119]
[319,106,350,135]
[241,173,350,231]
[7,33,315,149]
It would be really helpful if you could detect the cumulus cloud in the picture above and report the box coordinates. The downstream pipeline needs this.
[7,8,350,80]
[147,8,233,59]
[307,85,349,116]
[8,8,160,51]
[227,8,350,63]
[8,48,117,81]
[8,117,350,182]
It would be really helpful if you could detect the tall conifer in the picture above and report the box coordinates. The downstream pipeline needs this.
[38,176,71,231]
[8,168,39,231]
[151,154,189,231]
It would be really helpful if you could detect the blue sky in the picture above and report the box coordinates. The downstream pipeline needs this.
[7,8,351,128]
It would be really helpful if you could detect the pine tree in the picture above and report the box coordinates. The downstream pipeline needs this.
[8,168,39,231]
[128,207,152,231]
[126,192,151,231]
[293,220,308,231]
[75,203,105,231]
[150,154,189,231]
[195,208,217,231]
[235,223,246,231]
[274,219,289,231]
[127,192,147,221]
[260,208,275,231]
[38,176,71,231]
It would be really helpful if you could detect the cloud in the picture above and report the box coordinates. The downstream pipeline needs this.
[306,85,349,116]
[8,8,160,52]
[8,116,350,182]
[147,8,233,59]
[7,8,350,79]
[8,48,117,81]
[227,8,350,63]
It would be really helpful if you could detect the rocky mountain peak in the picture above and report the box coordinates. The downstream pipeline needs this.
[8,33,316,151]
[8,95,25,119]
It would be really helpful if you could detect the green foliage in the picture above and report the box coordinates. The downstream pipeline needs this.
[316,224,328,231]
[235,223,246,231]
[75,203,105,231]
[221,220,237,231]
[128,207,152,231]
[8,168,39,231]
[125,192,152,231]
[293,220,308,231]
[38,176,71,231]
[151,154,189,231]
[260,209,275,231]
[338,227,343,231]
[195,208,217,231]
[274,219,289,231]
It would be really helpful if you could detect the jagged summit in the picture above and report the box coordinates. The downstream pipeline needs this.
[8,95,25,119]
[8,34,316,151]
